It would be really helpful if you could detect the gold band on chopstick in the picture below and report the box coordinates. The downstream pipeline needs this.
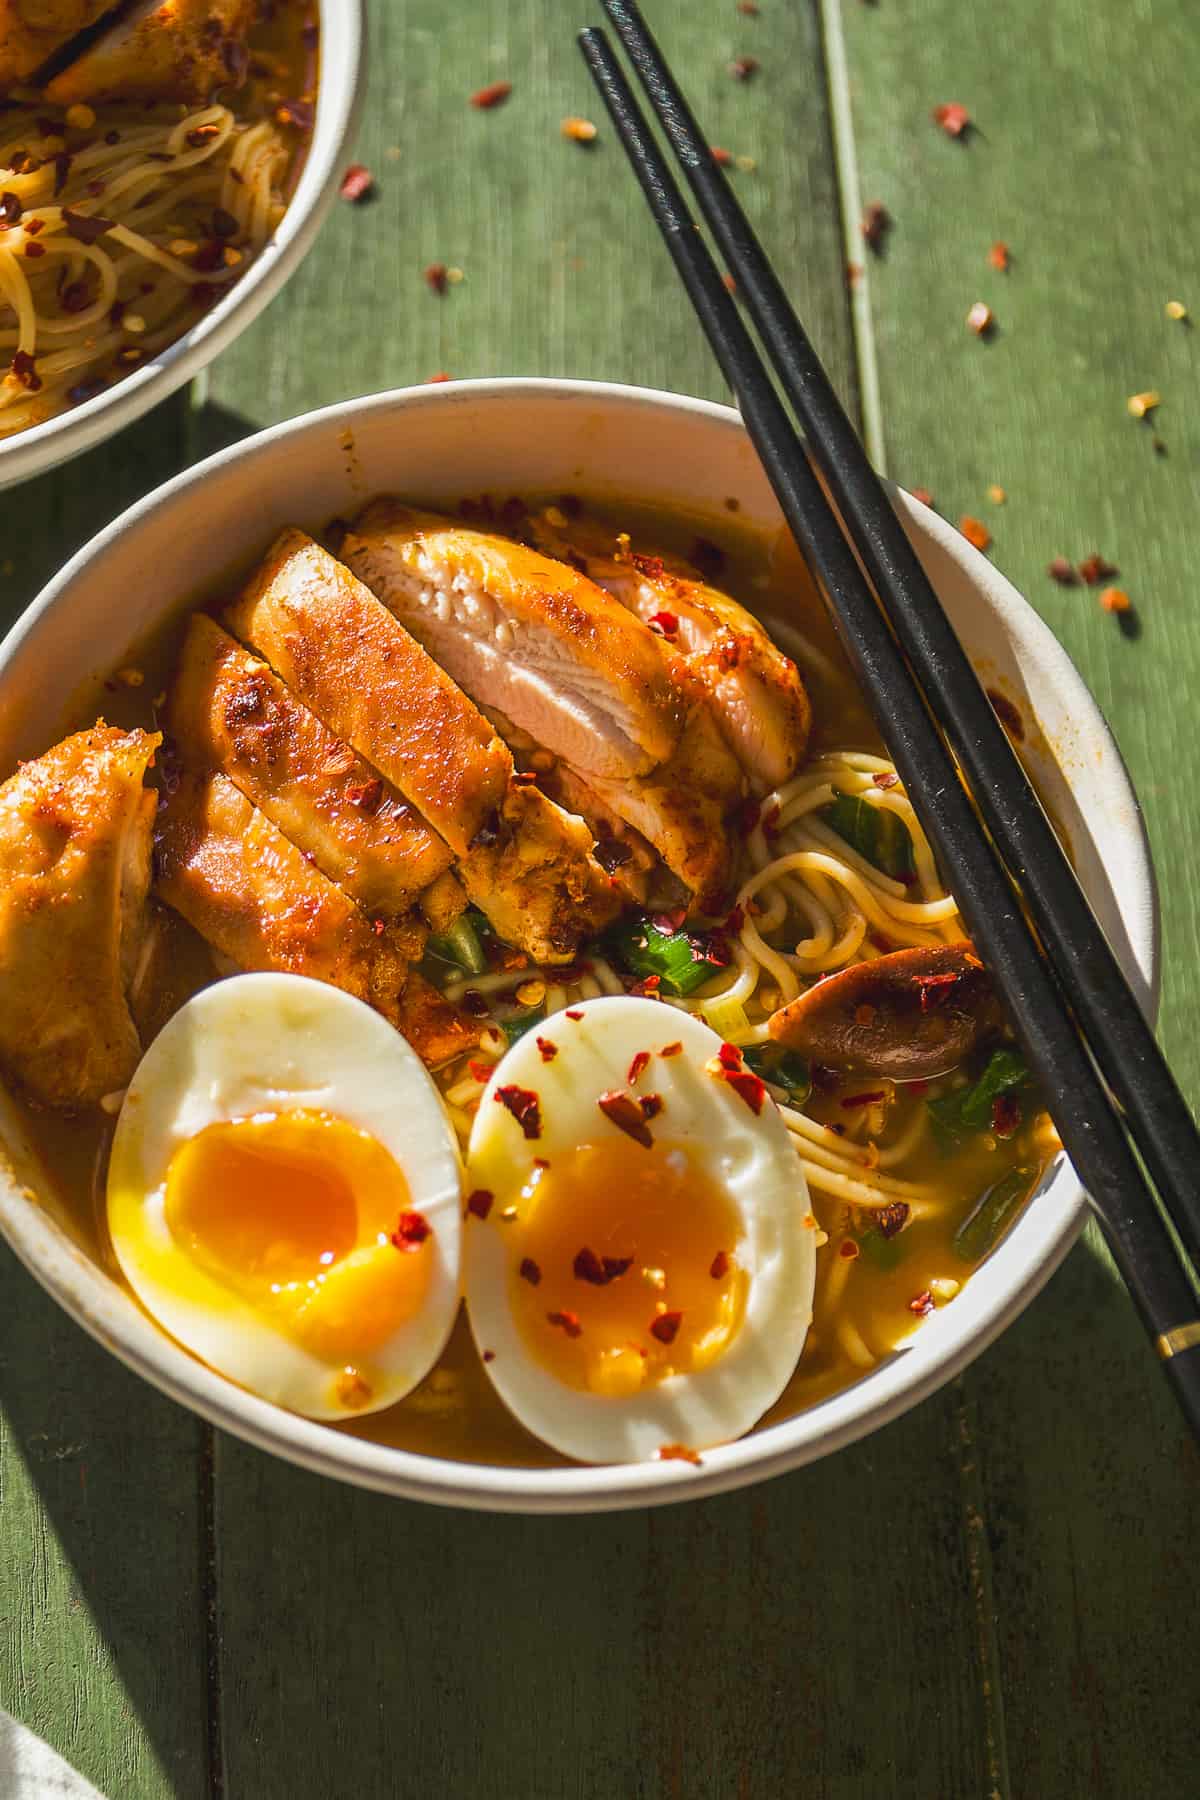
[1155,1320,1200,1359]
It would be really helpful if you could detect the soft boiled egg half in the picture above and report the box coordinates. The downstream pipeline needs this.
[463,996,816,1464]
[107,973,462,1421]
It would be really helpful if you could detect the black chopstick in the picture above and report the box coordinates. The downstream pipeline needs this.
[578,24,1200,1435]
[599,0,1200,1278]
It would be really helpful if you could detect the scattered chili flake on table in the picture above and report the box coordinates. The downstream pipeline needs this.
[737,1,760,14]
[932,102,971,139]
[547,1310,583,1338]
[910,486,934,507]
[710,145,733,165]
[966,301,994,337]
[988,240,1010,272]
[1099,586,1131,614]
[561,116,597,143]
[650,1310,683,1344]
[391,1209,432,1251]
[471,80,512,109]
[959,515,991,551]
[339,162,374,203]
[1126,390,1160,419]
[424,371,453,383]
[658,1443,702,1465]
[1165,299,1188,321]
[987,484,1007,504]
[465,1188,494,1220]
[729,55,759,80]
[722,272,738,295]
[424,262,448,295]
[860,201,890,253]
[1078,553,1117,585]
[1047,556,1079,586]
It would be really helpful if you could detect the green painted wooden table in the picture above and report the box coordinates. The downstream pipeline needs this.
[2,3,1197,1794]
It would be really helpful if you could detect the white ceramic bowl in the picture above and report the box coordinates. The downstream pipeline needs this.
[0,381,1158,1512]
[0,1,364,492]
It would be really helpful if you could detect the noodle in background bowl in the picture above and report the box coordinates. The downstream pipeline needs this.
[0,0,364,492]
[0,381,1158,1512]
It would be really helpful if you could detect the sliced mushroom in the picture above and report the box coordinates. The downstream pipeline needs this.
[767,942,1001,1080]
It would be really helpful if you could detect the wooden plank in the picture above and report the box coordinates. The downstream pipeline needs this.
[210,4,998,1797]
[0,400,211,1800]
[840,0,1200,1790]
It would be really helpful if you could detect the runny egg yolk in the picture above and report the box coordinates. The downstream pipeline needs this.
[505,1138,748,1397]
[164,1110,432,1363]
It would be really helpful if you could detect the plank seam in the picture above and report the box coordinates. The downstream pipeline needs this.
[814,0,888,473]
[199,1424,226,1800]
[952,1376,1013,1800]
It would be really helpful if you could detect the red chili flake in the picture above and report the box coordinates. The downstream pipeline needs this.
[861,201,891,254]
[721,271,738,295]
[988,240,1011,272]
[910,487,934,508]
[966,301,994,337]
[1099,586,1132,615]
[465,1188,494,1220]
[876,1201,910,1239]
[424,261,449,295]
[658,1442,702,1465]
[23,240,44,258]
[186,120,223,148]
[647,609,679,638]
[710,1249,731,1280]
[841,1089,886,1109]
[640,1093,664,1121]
[909,1290,934,1317]
[711,1041,739,1071]
[659,1041,683,1058]
[461,989,489,1017]
[345,777,382,811]
[598,1087,653,1148]
[565,1008,584,1020]
[932,102,971,139]
[494,1085,542,1140]
[391,1209,432,1251]
[737,0,760,12]
[915,971,960,1011]
[1078,553,1117,585]
[9,350,40,392]
[574,1248,634,1285]
[872,770,899,790]
[723,903,745,934]
[839,1238,860,1260]
[729,55,759,80]
[62,207,114,245]
[650,1310,683,1344]
[726,1070,766,1115]
[339,162,374,203]
[370,917,386,937]
[628,1050,651,1085]
[959,516,992,551]
[1047,556,1080,586]
[519,1257,542,1285]
[425,371,453,383]
[535,1036,558,1063]
[986,687,1025,740]
[482,1350,496,1363]
[276,98,314,132]
[991,1093,1022,1138]
[468,1059,494,1082]
[0,192,21,226]
[471,80,512,109]
[547,1309,582,1338]
[630,974,661,998]
[711,146,733,165]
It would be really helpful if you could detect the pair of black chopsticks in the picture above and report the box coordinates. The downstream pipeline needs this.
[579,2,1200,1436]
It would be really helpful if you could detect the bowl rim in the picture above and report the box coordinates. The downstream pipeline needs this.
[0,377,1160,1512]
[0,0,366,492]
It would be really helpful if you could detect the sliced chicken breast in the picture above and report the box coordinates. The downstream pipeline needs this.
[0,0,109,86]
[224,529,512,859]
[342,501,682,780]
[167,613,455,923]
[0,723,158,1107]
[45,0,255,103]
[530,517,811,794]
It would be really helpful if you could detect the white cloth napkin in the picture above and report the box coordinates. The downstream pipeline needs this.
[0,1710,107,1798]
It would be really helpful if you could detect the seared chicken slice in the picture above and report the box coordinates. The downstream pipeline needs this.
[0,0,109,86]
[224,529,511,859]
[530,518,810,795]
[0,724,158,1108]
[167,614,455,924]
[342,501,683,780]
[155,771,419,1027]
[45,0,255,103]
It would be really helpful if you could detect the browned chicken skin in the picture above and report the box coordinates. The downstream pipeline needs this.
[0,0,109,85]
[0,724,158,1108]
[167,613,456,924]
[45,0,256,104]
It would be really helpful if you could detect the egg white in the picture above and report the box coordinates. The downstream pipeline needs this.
[464,996,816,1463]
[107,972,462,1420]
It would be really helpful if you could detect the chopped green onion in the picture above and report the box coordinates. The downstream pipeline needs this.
[700,990,753,1044]
[819,790,915,882]
[427,912,487,976]
[606,916,717,997]
[500,1008,545,1046]
[929,1047,1030,1150]
[742,1043,812,1104]
[954,1164,1037,1263]
[858,1226,909,1271]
